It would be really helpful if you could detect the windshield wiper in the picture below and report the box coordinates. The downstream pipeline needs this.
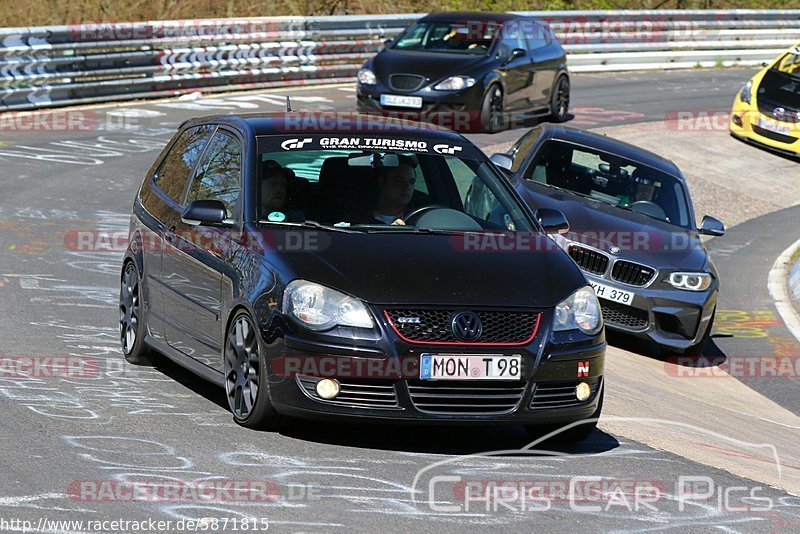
[258,220,363,234]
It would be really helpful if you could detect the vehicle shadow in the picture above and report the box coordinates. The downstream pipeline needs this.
[729,133,800,163]
[605,329,729,364]
[153,355,229,410]
[279,419,619,456]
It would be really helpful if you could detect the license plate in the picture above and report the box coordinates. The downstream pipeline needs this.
[420,354,522,380]
[758,116,791,135]
[590,281,635,305]
[380,94,423,109]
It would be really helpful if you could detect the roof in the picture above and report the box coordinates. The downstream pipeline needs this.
[420,12,527,23]
[539,124,682,178]
[184,112,467,141]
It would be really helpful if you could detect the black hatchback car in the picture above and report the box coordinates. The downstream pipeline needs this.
[120,112,604,441]
[491,125,725,355]
[356,12,570,132]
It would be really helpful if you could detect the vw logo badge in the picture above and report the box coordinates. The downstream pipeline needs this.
[774,107,785,118]
[610,246,621,255]
[451,311,482,341]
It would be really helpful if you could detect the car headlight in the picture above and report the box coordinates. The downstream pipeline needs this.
[553,286,603,335]
[434,76,476,91]
[739,80,752,104]
[283,280,373,331]
[357,68,377,85]
[668,272,713,292]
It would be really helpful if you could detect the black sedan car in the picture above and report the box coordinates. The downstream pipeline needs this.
[120,112,605,441]
[356,12,569,132]
[491,125,725,355]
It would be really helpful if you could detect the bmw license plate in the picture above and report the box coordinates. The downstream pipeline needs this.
[758,116,791,135]
[420,354,522,380]
[590,281,635,305]
[380,94,423,109]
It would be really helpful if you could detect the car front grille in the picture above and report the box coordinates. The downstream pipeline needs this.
[752,124,797,145]
[530,377,601,410]
[611,260,656,286]
[568,245,609,275]
[297,376,400,409]
[389,74,426,92]
[757,99,800,121]
[407,380,527,414]
[600,301,649,330]
[384,309,541,345]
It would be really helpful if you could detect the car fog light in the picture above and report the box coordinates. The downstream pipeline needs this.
[316,378,341,400]
[575,382,592,401]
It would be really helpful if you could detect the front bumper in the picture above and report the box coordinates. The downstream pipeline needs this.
[729,98,800,157]
[262,317,605,425]
[356,82,486,131]
[585,273,717,351]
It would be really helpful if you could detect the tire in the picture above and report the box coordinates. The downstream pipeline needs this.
[119,261,158,365]
[549,75,570,123]
[224,309,284,430]
[480,84,505,133]
[524,386,603,444]
[678,308,715,356]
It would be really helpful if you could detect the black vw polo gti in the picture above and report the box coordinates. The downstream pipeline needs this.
[120,112,604,441]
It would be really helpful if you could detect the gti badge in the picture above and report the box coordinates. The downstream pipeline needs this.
[450,311,482,341]
[397,317,421,324]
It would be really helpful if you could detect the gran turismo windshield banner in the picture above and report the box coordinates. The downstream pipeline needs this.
[257,134,483,160]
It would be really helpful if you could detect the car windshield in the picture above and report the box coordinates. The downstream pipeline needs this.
[254,135,535,233]
[773,51,800,80]
[390,21,498,55]
[522,140,692,228]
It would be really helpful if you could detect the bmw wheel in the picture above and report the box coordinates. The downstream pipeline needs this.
[224,310,283,430]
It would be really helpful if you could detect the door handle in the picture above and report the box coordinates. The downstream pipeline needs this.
[164,226,177,243]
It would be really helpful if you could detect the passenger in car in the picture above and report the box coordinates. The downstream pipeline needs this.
[345,156,418,225]
[259,160,305,223]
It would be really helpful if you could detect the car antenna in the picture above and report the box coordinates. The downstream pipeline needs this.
[286,96,293,112]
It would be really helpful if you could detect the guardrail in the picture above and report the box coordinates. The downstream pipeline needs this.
[1,9,797,111]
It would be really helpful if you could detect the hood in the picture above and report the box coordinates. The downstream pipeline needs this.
[372,49,489,87]
[515,182,708,271]
[260,230,584,308]
[757,69,800,111]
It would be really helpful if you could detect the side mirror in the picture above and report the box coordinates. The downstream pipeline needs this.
[536,208,569,234]
[490,153,513,173]
[510,48,527,61]
[182,199,227,226]
[384,38,394,46]
[761,61,768,68]
[698,215,725,236]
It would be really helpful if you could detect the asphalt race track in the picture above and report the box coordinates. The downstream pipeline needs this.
[1,68,799,533]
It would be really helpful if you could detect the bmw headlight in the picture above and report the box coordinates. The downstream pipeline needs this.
[553,286,603,335]
[434,76,476,91]
[357,68,377,85]
[668,272,713,292]
[739,80,752,104]
[283,280,373,331]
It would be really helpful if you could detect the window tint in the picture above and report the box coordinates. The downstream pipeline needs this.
[498,22,526,59]
[526,23,550,51]
[509,127,544,171]
[186,131,242,217]
[153,126,214,203]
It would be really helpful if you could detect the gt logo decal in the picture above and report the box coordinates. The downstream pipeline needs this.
[280,138,313,150]
[577,361,590,377]
[433,144,463,155]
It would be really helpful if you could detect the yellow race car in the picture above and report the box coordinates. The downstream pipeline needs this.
[729,44,800,158]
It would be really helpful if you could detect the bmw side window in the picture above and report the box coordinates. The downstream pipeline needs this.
[153,125,214,203]
[185,131,242,219]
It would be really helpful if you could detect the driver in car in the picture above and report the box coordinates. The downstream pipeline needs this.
[260,160,305,223]
[347,156,417,225]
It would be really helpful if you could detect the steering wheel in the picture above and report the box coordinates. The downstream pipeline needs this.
[629,201,667,221]
[403,204,450,225]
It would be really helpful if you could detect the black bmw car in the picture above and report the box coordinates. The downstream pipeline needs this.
[120,112,605,441]
[356,12,570,132]
[491,125,726,355]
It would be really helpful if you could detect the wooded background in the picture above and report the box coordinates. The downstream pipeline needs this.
[2,0,798,27]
